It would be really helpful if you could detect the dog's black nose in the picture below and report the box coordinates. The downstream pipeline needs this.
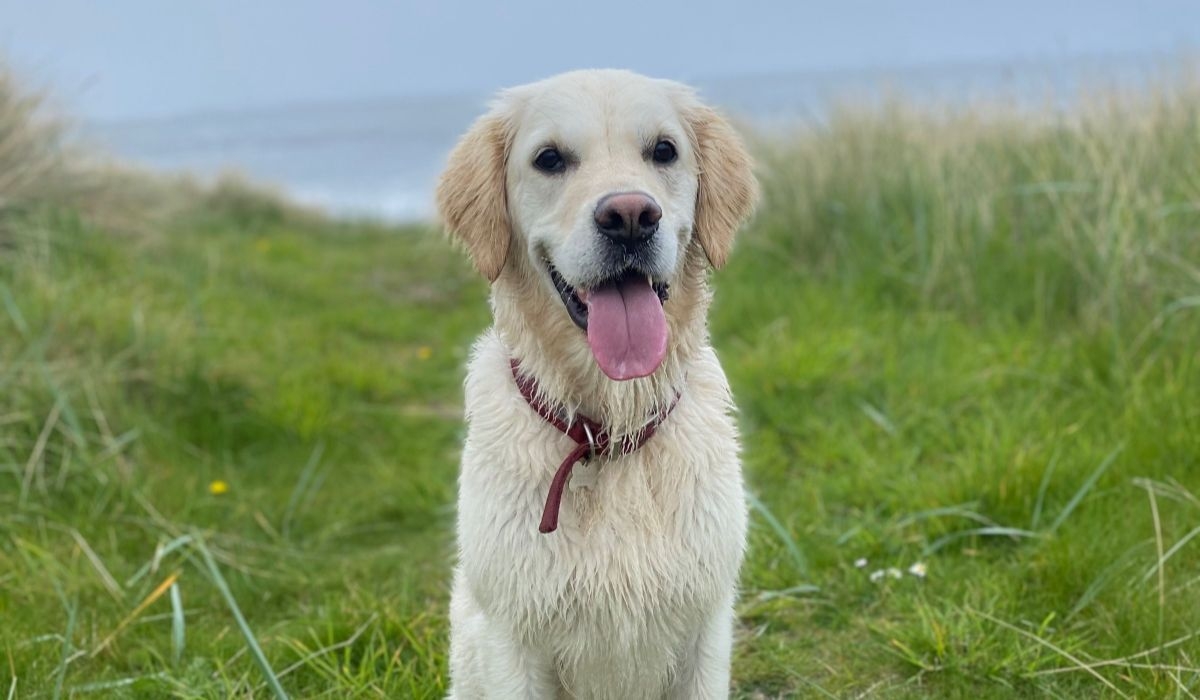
[594,192,661,249]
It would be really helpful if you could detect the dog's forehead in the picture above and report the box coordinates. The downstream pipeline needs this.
[509,72,686,148]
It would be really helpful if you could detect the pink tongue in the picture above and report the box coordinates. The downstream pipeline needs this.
[583,276,668,381]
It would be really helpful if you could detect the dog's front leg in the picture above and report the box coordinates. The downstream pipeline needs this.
[665,597,735,700]
[448,604,559,700]
[481,632,557,699]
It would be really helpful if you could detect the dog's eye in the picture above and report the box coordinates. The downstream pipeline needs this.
[533,147,566,173]
[651,140,677,165]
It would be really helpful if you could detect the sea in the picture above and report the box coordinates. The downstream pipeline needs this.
[82,54,1185,224]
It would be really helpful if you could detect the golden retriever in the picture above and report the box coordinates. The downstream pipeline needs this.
[437,68,757,700]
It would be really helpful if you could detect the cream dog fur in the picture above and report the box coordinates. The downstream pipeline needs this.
[437,69,757,700]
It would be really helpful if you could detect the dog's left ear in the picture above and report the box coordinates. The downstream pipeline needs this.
[686,105,759,269]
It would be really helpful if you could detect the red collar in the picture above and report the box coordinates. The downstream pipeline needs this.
[510,360,680,533]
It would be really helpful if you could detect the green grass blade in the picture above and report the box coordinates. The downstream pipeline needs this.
[753,584,822,603]
[0,282,29,337]
[1031,453,1060,530]
[192,537,289,700]
[1067,540,1152,620]
[896,503,998,528]
[68,673,168,695]
[126,534,194,587]
[281,441,325,540]
[51,598,77,700]
[922,526,1044,556]
[786,668,841,699]
[1139,525,1200,584]
[169,581,185,665]
[746,490,808,576]
[1047,444,1124,534]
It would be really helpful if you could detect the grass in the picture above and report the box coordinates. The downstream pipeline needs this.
[3,64,1200,697]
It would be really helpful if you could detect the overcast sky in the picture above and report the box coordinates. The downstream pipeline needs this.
[1,0,1197,121]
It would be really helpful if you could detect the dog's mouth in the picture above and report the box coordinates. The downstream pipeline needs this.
[546,261,671,381]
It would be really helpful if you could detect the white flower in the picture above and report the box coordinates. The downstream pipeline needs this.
[869,569,885,583]
[854,558,868,569]
[886,567,903,579]
[908,562,927,578]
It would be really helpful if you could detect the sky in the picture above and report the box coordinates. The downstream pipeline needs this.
[1,1,1198,122]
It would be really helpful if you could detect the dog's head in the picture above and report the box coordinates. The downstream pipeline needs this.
[438,69,756,382]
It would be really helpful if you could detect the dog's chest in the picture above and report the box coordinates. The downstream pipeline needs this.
[455,334,747,676]
[459,406,745,646]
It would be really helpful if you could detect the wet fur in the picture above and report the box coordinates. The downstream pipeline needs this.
[437,69,757,699]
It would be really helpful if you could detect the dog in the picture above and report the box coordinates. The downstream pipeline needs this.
[437,69,757,700]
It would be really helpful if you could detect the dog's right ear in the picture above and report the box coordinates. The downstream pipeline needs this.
[436,113,511,282]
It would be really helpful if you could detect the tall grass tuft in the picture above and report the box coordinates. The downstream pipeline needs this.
[751,77,1200,344]
[0,62,318,244]
[0,68,75,227]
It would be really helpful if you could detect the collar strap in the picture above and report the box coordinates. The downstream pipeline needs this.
[510,360,679,533]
